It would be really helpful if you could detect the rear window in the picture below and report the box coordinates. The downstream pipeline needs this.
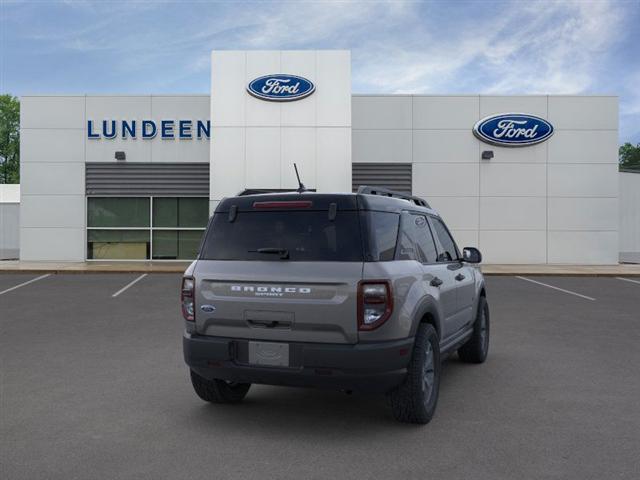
[200,211,363,262]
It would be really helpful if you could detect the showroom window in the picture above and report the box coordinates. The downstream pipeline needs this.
[87,197,209,260]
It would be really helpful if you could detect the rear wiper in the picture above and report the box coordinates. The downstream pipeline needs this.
[249,247,290,260]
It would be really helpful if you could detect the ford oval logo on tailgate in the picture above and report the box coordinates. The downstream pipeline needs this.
[247,74,315,102]
[473,113,554,147]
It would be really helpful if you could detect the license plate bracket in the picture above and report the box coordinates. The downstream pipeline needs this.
[248,341,290,367]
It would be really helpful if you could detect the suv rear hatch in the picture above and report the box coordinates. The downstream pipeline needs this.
[193,195,363,344]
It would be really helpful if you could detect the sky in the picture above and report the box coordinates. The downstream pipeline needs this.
[1,0,639,144]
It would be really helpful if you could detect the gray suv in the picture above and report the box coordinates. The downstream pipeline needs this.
[182,187,489,424]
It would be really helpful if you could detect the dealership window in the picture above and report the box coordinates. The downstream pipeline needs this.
[87,197,208,260]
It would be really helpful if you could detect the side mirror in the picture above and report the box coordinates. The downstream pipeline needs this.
[462,247,482,264]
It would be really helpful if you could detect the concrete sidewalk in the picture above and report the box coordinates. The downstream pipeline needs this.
[1,260,639,276]
[481,263,640,276]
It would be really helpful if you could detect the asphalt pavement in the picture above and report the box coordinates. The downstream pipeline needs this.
[1,273,639,480]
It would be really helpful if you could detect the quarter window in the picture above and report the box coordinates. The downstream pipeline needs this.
[363,211,399,261]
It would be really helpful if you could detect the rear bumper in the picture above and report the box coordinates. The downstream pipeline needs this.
[183,333,414,393]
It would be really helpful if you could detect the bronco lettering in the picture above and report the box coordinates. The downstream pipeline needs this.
[230,285,311,294]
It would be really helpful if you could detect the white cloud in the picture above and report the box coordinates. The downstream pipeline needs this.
[351,0,626,94]
[15,0,630,95]
[483,0,623,94]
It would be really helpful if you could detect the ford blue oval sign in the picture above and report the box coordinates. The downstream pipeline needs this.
[247,74,315,102]
[473,113,554,147]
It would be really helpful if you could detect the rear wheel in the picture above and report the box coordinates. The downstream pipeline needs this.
[190,370,251,404]
[458,296,490,364]
[388,323,441,424]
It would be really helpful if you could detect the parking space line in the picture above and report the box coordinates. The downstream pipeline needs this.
[112,274,148,298]
[616,277,640,285]
[515,276,596,301]
[0,274,51,296]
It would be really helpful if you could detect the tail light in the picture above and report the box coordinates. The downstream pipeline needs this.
[358,280,393,331]
[181,276,195,321]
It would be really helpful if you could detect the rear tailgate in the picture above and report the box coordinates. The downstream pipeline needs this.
[194,261,362,344]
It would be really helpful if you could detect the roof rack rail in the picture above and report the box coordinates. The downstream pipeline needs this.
[356,185,430,208]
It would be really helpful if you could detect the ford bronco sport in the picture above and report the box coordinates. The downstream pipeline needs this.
[182,186,489,424]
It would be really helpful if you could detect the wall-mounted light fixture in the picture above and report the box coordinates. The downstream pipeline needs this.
[481,150,494,160]
[115,151,126,161]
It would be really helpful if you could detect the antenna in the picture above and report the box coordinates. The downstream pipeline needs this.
[293,163,307,193]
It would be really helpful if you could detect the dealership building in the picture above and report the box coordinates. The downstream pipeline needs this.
[17,50,622,264]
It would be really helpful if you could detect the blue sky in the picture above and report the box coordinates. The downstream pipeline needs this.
[1,0,639,143]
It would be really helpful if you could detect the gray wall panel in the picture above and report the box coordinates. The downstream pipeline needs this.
[352,130,412,163]
[352,96,412,129]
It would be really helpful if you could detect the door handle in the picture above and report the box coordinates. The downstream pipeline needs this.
[455,273,466,281]
[430,277,443,287]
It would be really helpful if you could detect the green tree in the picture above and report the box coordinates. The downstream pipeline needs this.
[0,95,20,183]
[619,142,640,171]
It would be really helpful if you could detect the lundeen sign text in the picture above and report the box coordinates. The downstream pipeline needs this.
[87,119,211,140]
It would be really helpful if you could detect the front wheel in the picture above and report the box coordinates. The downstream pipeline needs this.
[458,296,490,364]
[190,370,251,404]
[388,323,441,424]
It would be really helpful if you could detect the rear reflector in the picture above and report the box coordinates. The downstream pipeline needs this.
[253,200,313,209]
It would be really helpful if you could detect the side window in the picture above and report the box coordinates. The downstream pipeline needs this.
[430,217,459,262]
[413,215,438,263]
[396,213,438,263]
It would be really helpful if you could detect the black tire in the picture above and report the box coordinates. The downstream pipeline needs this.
[388,323,441,424]
[190,370,251,404]
[458,296,490,364]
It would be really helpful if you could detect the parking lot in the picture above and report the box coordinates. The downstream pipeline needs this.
[1,272,640,480]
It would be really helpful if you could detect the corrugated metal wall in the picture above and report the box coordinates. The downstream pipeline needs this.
[352,163,412,194]
[86,163,209,196]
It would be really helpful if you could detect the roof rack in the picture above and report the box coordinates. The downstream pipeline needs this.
[356,185,430,208]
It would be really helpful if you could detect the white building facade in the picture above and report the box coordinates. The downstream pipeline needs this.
[19,50,620,264]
